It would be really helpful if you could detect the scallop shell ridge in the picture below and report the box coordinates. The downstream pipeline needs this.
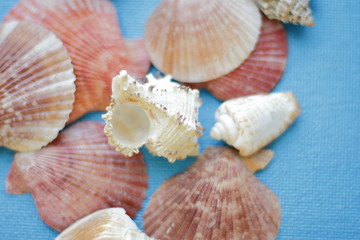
[0,21,75,152]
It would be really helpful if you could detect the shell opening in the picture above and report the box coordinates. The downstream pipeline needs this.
[110,103,151,148]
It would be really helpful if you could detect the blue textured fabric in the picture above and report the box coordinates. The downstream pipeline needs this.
[0,0,359,239]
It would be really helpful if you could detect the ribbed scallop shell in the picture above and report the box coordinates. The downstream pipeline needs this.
[145,0,262,83]
[144,146,281,240]
[187,16,288,100]
[56,208,155,240]
[0,21,75,152]
[103,70,203,162]
[211,92,301,156]
[5,0,151,123]
[6,121,148,231]
[253,0,314,26]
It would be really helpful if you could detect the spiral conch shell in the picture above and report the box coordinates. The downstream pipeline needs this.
[252,0,314,26]
[56,208,155,240]
[211,92,301,156]
[103,70,203,162]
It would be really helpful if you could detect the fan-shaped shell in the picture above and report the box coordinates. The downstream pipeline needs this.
[56,208,155,240]
[253,0,314,26]
[187,16,288,100]
[211,92,301,156]
[0,21,75,152]
[6,121,148,231]
[6,0,151,123]
[145,0,262,83]
[144,146,281,240]
[103,70,203,162]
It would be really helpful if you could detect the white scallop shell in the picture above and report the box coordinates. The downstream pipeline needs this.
[56,208,155,240]
[0,21,75,152]
[103,70,203,162]
[145,0,262,83]
[253,0,314,26]
[211,92,301,156]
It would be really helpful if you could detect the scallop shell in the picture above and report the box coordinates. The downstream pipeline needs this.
[5,0,151,123]
[253,0,314,26]
[0,21,75,152]
[56,208,155,240]
[187,16,288,101]
[144,146,281,239]
[145,0,262,83]
[103,70,203,162]
[6,121,148,231]
[211,92,301,156]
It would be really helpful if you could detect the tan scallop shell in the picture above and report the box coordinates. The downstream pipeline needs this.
[211,92,301,156]
[144,146,281,239]
[103,70,203,162]
[145,0,262,83]
[0,21,75,152]
[56,208,155,240]
[253,0,314,26]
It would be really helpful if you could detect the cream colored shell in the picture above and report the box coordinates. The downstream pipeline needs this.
[211,92,301,156]
[253,0,314,26]
[56,208,155,240]
[103,70,203,162]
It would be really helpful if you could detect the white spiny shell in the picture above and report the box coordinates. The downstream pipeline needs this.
[0,21,75,152]
[211,92,300,156]
[103,70,203,162]
[56,208,155,240]
[145,0,262,83]
[253,0,314,26]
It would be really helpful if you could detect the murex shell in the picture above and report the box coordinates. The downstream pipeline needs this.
[145,0,262,83]
[187,16,288,101]
[211,92,301,156]
[56,208,155,240]
[253,0,314,26]
[144,146,281,240]
[0,21,75,152]
[6,121,148,231]
[6,0,150,123]
[103,70,203,162]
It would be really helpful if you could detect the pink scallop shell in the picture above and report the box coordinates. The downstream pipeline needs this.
[6,121,148,231]
[187,16,288,101]
[5,0,151,122]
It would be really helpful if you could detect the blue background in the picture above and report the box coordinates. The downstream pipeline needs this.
[0,0,359,239]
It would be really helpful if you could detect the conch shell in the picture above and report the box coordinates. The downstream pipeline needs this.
[211,92,301,156]
[252,0,314,26]
[103,70,203,162]
[56,208,155,240]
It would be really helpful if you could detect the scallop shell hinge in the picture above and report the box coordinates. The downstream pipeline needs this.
[102,70,203,162]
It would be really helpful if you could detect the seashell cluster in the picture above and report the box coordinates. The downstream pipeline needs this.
[6,0,151,123]
[145,0,262,83]
[56,208,155,240]
[144,146,281,239]
[0,21,75,152]
[6,121,148,231]
[103,70,203,162]
[187,16,288,101]
[211,92,301,156]
[252,0,314,26]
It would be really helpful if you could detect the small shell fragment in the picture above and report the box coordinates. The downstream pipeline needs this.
[145,0,262,83]
[6,0,151,123]
[56,208,155,240]
[0,21,75,152]
[252,0,314,26]
[6,121,148,231]
[103,70,203,162]
[144,146,281,240]
[242,149,274,172]
[211,92,301,156]
[187,16,288,100]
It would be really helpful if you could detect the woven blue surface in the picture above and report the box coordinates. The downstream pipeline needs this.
[1,0,359,239]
